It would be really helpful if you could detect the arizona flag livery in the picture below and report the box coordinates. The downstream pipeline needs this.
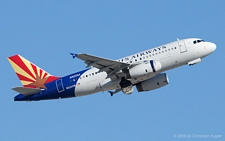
[8,55,58,88]
[8,38,216,101]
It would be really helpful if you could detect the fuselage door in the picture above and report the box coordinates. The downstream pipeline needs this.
[178,40,187,53]
[56,79,64,93]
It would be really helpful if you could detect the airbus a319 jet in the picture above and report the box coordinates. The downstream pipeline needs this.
[8,38,216,101]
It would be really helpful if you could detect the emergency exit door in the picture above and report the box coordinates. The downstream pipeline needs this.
[178,40,187,53]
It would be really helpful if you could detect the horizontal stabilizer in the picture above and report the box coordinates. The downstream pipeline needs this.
[12,87,42,96]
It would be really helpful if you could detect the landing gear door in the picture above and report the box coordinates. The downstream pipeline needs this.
[178,40,187,53]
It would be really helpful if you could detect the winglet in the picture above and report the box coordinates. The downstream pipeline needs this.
[108,89,121,96]
[108,91,114,96]
[70,53,77,59]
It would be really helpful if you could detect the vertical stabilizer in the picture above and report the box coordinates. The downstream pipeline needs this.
[8,55,58,88]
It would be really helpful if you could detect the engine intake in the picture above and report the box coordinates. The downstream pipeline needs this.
[136,73,169,92]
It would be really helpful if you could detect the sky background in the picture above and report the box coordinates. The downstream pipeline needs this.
[0,0,224,140]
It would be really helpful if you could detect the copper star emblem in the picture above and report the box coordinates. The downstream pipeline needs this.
[30,74,49,89]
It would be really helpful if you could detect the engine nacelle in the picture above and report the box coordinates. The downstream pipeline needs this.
[136,73,169,92]
[125,60,161,79]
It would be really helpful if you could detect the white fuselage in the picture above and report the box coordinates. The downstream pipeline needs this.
[74,38,216,97]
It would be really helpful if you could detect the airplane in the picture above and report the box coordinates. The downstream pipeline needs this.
[8,38,216,101]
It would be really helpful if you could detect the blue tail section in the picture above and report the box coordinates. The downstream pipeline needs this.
[14,69,89,101]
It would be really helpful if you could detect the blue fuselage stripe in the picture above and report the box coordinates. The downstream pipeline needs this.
[150,60,156,72]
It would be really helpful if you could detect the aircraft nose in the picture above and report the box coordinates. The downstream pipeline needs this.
[211,43,217,52]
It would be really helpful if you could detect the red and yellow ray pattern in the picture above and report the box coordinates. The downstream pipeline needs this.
[8,55,58,88]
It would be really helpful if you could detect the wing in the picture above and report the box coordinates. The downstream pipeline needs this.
[71,53,130,76]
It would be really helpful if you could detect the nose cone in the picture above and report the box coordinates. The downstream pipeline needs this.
[211,43,217,52]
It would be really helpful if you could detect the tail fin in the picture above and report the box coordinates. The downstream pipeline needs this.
[8,54,58,88]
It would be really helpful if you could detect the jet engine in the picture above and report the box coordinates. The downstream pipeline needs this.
[125,60,161,79]
[136,73,169,92]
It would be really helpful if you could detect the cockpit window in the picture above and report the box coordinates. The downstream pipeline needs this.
[193,39,205,44]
